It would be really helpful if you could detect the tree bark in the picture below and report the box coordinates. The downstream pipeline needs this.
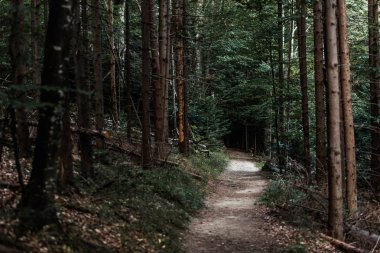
[173,0,189,155]
[141,0,152,168]
[277,0,286,172]
[92,0,104,147]
[31,0,41,86]
[297,0,311,182]
[313,0,327,184]
[369,0,380,193]
[74,0,94,178]
[124,1,132,140]
[337,0,357,219]
[9,0,31,158]
[19,0,74,230]
[150,0,164,159]
[156,0,170,158]
[108,0,118,126]
[325,0,344,240]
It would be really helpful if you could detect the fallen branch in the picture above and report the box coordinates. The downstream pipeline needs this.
[321,233,369,253]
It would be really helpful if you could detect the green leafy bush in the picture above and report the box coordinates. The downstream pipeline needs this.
[260,175,305,207]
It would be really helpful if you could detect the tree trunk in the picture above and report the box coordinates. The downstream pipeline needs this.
[183,0,190,154]
[338,0,357,218]
[278,0,286,172]
[10,0,31,158]
[173,0,189,155]
[19,0,74,230]
[325,0,344,240]
[92,0,104,147]
[75,0,94,178]
[124,1,132,140]
[313,0,327,183]
[108,0,118,126]
[369,0,380,193]
[31,0,41,86]
[297,0,311,182]
[150,0,164,159]
[141,0,152,168]
[156,0,170,158]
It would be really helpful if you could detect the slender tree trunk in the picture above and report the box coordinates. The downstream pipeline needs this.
[108,0,118,126]
[337,0,357,218]
[156,0,170,158]
[20,0,74,230]
[142,0,152,168]
[92,0,104,147]
[74,0,94,178]
[326,0,344,240]
[278,0,286,172]
[124,0,132,140]
[173,0,189,154]
[183,0,190,154]
[10,0,31,158]
[369,0,380,193]
[313,0,327,183]
[150,0,164,158]
[297,0,311,182]
[31,0,41,86]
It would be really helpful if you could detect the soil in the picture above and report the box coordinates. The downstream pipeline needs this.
[181,150,339,253]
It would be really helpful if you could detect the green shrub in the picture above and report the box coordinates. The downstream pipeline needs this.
[260,175,305,207]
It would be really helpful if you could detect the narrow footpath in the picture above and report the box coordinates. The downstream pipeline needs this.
[181,150,282,252]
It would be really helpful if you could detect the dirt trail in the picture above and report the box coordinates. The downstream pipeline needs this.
[181,150,282,253]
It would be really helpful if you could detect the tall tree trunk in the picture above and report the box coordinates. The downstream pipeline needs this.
[297,0,311,182]
[313,0,327,183]
[183,0,190,154]
[150,0,164,158]
[108,0,118,126]
[326,0,344,240]
[156,0,170,158]
[92,0,104,147]
[142,0,152,168]
[338,0,357,218]
[173,0,189,155]
[31,0,41,86]
[20,0,74,230]
[369,0,380,193]
[10,0,31,158]
[74,0,94,178]
[278,0,286,172]
[124,0,132,140]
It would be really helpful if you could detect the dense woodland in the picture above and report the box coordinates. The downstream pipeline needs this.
[1,0,380,252]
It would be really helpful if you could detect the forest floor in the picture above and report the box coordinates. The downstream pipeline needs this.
[181,150,341,253]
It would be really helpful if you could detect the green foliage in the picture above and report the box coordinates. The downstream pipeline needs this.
[83,151,227,253]
[260,175,305,208]
[188,151,229,179]
[190,96,230,149]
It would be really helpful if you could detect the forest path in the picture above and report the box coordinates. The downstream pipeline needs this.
[181,150,282,253]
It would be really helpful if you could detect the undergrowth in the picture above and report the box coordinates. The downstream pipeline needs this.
[0,150,228,253]
[259,173,324,229]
